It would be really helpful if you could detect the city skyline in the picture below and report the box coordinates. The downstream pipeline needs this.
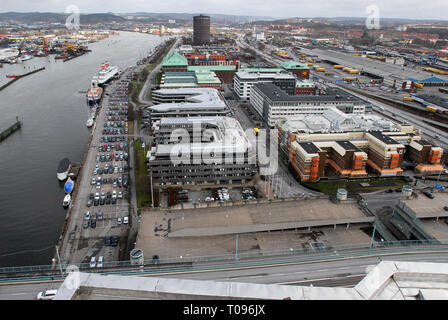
[1,0,448,21]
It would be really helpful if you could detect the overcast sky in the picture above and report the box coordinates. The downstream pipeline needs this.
[1,0,447,20]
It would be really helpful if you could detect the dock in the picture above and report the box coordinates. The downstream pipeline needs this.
[0,67,46,92]
[0,116,22,142]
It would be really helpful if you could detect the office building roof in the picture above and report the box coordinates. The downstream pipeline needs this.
[369,131,400,145]
[149,88,227,112]
[187,65,237,72]
[235,71,296,81]
[298,141,320,154]
[336,140,362,152]
[281,60,310,70]
[161,50,188,67]
[240,68,284,73]
[253,83,363,103]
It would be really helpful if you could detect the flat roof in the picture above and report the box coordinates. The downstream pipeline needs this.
[369,131,400,145]
[253,83,363,103]
[298,141,320,154]
[149,88,227,112]
[336,140,362,152]
[187,65,236,71]
[299,47,448,82]
[235,71,296,80]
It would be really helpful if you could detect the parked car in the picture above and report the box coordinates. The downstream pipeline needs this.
[123,216,129,224]
[89,256,96,268]
[97,256,104,268]
[117,217,122,225]
[423,191,435,199]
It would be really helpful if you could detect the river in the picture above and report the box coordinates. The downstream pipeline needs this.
[0,31,164,267]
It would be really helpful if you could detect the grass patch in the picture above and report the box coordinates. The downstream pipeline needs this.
[134,140,152,208]
[303,177,409,194]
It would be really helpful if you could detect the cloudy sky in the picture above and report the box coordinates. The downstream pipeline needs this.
[1,0,447,20]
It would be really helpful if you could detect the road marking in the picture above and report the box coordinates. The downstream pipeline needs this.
[274,274,366,285]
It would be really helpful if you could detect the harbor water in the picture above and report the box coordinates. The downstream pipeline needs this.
[0,31,164,267]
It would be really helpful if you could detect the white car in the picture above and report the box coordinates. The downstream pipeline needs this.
[204,197,215,202]
[112,190,117,199]
[90,256,96,268]
[123,216,129,224]
[117,217,122,225]
[37,289,58,300]
[91,178,96,185]
[118,191,123,199]
[97,256,104,268]
[94,193,100,201]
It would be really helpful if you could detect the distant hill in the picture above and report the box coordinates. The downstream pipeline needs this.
[122,12,273,23]
[0,12,126,24]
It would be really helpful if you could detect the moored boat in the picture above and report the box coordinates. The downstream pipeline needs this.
[64,177,74,194]
[57,158,71,181]
[63,194,71,208]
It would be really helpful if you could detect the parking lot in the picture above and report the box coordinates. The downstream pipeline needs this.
[59,69,136,266]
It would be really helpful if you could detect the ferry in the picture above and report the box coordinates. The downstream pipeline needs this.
[57,158,71,181]
[91,61,119,87]
[62,194,71,208]
[86,81,103,105]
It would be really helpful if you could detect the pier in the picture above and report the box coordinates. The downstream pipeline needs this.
[0,67,45,92]
[0,116,22,142]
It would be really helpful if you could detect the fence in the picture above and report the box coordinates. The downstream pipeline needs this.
[1,239,448,283]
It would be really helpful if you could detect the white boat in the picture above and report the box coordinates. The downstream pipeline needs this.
[86,118,94,127]
[20,55,33,62]
[57,158,71,181]
[63,194,71,208]
[92,61,119,87]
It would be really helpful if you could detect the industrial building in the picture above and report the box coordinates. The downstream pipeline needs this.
[233,70,297,100]
[193,15,211,45]
[146,117,256,186]
[277,118,443,181]
[149,87,231,122]
[298,47,448,87]
[159,70,222,90]
[250,83,366,127]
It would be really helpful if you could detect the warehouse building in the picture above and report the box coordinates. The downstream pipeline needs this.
[149,88,231,122]
[146,117,256,186]
[250,83,366,127]
[233,70,296,100]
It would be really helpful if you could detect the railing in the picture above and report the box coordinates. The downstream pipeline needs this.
[1,239,448,283]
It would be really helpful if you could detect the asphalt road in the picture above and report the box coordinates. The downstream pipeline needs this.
[3,250,448,299]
